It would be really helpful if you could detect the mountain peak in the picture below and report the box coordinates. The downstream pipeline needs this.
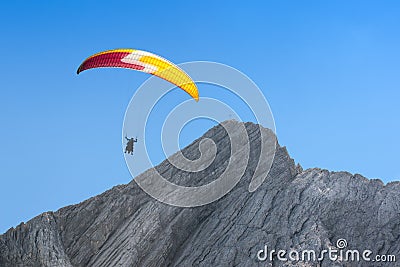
[1,121,399,267]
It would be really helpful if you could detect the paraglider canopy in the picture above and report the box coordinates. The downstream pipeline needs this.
[77,49,199,101]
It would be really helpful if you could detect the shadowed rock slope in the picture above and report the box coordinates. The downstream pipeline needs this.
[1,121,399,267]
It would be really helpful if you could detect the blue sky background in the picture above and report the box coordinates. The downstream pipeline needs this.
[1,1,399,233]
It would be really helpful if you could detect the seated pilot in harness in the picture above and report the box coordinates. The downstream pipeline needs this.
[125,137,137,155]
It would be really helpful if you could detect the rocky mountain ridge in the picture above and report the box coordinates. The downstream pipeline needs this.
[1,121,399,266]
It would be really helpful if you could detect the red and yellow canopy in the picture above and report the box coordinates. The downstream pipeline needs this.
[77,49,199,101]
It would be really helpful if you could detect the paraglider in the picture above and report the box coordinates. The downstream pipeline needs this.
[125,137,137,155]
[77,49,199,101]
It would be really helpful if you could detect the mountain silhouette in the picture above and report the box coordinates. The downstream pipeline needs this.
[1,121,399,266]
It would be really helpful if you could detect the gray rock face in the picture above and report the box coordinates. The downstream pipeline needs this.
[1,121,399,267]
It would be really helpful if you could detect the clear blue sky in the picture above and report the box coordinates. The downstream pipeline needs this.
[1,1,399,233]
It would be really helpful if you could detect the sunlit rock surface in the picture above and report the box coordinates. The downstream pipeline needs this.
[1,121,399,267]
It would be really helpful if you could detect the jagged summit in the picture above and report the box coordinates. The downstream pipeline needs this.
[1,121,399,267]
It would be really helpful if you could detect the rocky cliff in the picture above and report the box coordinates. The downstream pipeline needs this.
[1,121,399,266]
